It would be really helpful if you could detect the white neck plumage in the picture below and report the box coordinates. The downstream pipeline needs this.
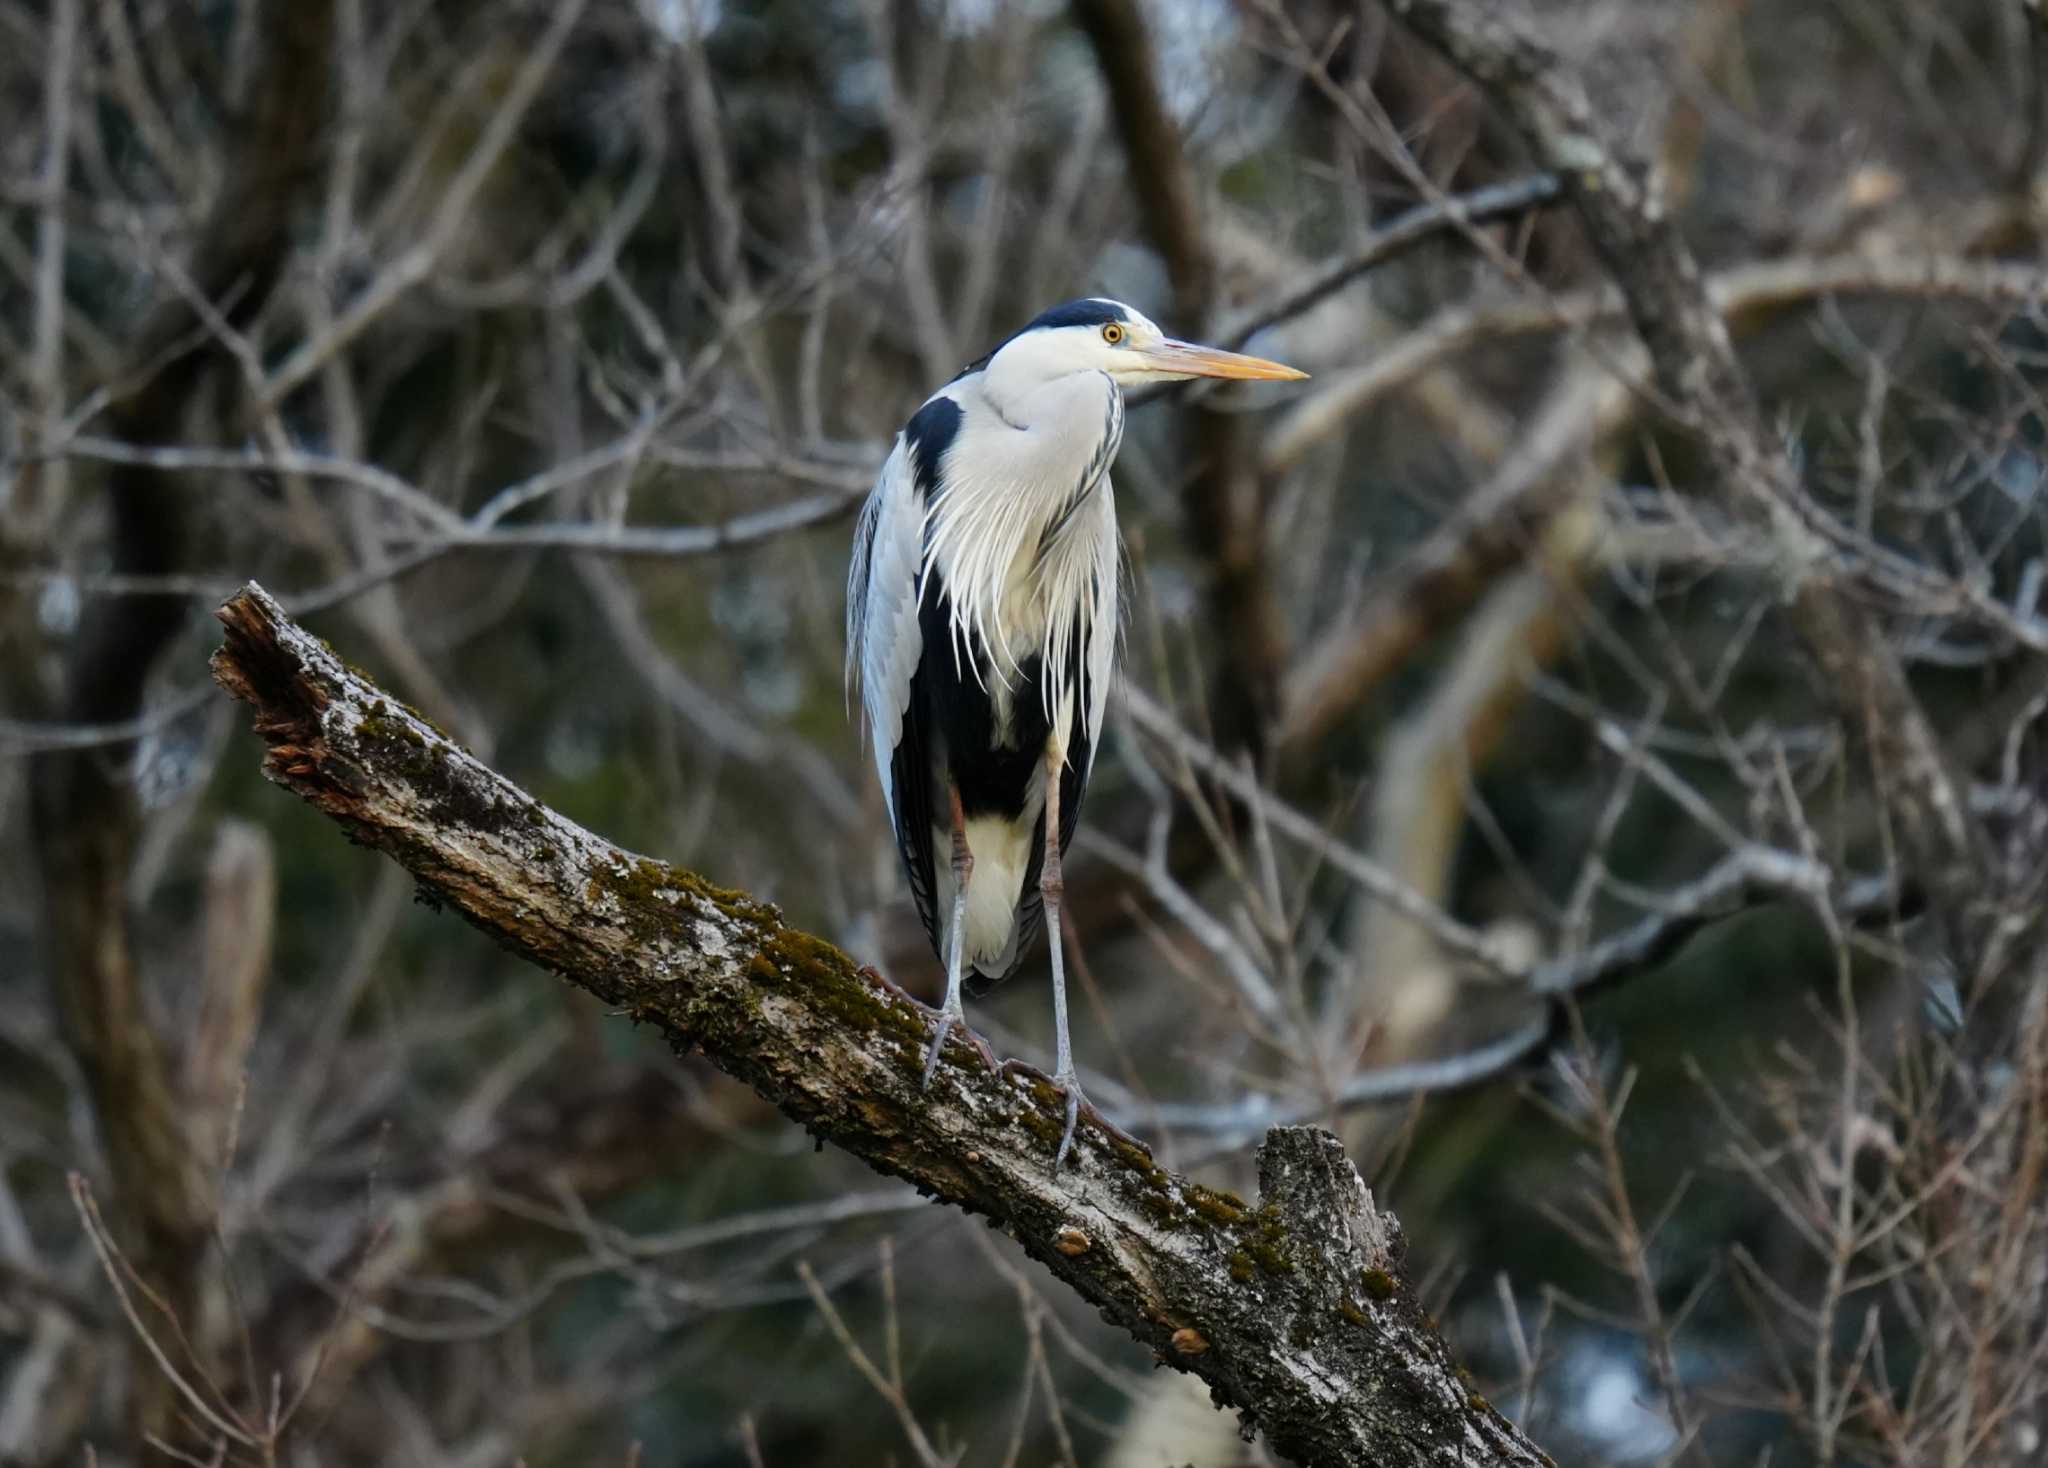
[920,367,1123,722]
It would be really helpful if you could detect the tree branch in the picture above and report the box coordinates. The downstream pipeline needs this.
[209,582,1549,1468]
[257,1063,748,1417]
[1144,849,1900,1145]
[27,4,335,1445]
[1381,0,1994,948]
[1217,173,1563,351]
[1067,0,1211,320]
[1072,0,1286,745]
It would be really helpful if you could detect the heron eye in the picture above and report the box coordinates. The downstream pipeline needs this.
[1101,323,1125,345]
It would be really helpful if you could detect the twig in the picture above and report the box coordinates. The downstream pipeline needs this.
[1142,847,1898,1143]
[22,0,78,529]
[259,0,589,411]
[1217,174,1563,352]
[59,437,468,533]
[1263,254,2048,476]
[1122,683,1524,977]
[796,1255,951,1468]
[856,0,956,383]
[70,1176,254,1449]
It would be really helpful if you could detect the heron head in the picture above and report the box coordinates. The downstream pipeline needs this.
[987,298,1308,390]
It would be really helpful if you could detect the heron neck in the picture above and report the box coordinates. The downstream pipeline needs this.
[980,357,1117,432]
[921,368,1122,704]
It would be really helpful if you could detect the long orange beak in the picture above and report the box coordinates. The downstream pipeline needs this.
[1139,339,1310,381]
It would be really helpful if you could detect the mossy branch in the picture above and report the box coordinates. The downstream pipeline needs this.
[209,581,1549,1468]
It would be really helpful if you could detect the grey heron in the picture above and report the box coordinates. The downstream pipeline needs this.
[847,297,1307,1166]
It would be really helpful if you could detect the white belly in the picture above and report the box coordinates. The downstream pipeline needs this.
[960,813,1035,969]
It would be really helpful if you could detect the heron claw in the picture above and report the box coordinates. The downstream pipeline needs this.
[921,1013,952,1091]
[1055,1086,1081,1170]
[999,1059,1151,1167]
[922,1010,998,1090]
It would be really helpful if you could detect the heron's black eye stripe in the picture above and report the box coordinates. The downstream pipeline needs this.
[1101,323,1125,344]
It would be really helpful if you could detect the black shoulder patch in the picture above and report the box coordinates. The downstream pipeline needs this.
[1020,298,1130,334]
[902,395,963,498]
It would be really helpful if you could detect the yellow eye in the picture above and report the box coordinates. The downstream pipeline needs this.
[1101,322,1125,344]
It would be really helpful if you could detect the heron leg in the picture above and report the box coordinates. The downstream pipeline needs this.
[995,747,1154,1164]
[1039,747,1087,1168]
[923,783,989,1087]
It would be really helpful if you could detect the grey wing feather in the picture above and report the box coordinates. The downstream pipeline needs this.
[848,440,943,951]
[848,440,925,811]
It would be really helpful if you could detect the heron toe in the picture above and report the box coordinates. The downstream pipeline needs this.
[1000,1058,1146,1167]
[1054,1080,1082,1169]
[922,1006,996,1089]
[920,1012,953,1091]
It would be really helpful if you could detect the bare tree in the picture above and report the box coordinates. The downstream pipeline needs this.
[4,1,2047,1464]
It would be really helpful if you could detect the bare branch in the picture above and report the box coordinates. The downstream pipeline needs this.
[1216,173,1564,352]
[1068,0,1212,320]
[1139,847,1898,1143]
[208,581,1550,1468]
[1279,360,1629,757]
[25,5,338,1444]
[1073,0,1286,743]
[1122,684,1522,979]
[1264,254,2048,476]
[19,0,78,533]
[1383,0,1995,934]
[260,0,587,411]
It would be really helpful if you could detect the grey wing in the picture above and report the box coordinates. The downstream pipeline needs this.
[848,440,942,953]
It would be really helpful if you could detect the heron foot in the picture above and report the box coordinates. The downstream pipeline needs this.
[857,963,919,1007]
[1055,1083,1080,1170]
[920,1013,951,1091]
[922,1009,997,1090]
[999,1059,1151,1167]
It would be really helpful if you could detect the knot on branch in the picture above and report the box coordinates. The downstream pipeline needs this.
[1256,1126,1406,1275]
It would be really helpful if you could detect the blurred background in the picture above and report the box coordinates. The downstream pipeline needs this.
[3,1,2046,1464]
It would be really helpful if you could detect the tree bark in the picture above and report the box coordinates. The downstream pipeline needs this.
[209,582,1550,1468]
